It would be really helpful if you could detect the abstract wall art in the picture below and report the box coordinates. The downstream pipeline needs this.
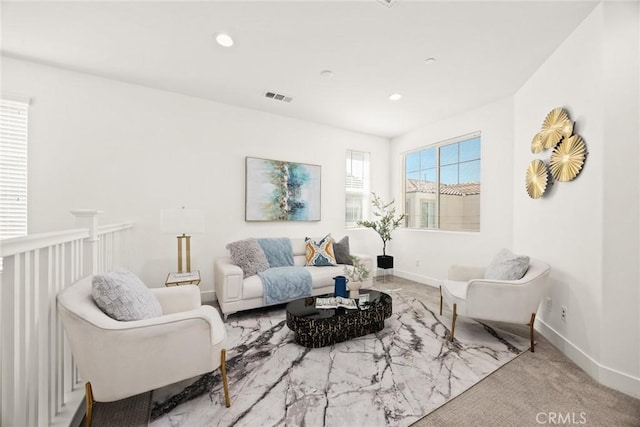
[245,157,321,221]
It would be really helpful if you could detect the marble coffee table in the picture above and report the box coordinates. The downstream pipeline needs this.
[285,290,392,348]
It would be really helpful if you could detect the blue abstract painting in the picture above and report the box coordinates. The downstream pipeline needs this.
[245,157,321,221]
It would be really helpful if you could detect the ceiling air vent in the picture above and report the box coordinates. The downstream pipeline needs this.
[264,91,293,103]
[377,0,397,7]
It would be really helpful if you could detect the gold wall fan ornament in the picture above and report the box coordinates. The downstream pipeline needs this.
[535,108,574,152]
[531,132,545,154]
[549,134,587,182]
[526,107,587,198]
[526,159,549,199]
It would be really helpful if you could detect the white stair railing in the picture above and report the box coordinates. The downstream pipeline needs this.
[0,210,133,427]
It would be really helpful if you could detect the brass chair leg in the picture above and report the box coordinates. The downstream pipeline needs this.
[439,286,443,315]
[85,382,94,427]
[221,348,231,408]
[529,312,536,352]
[450,303,457,342]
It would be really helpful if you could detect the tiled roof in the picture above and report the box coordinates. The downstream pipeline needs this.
[406,179,480,196]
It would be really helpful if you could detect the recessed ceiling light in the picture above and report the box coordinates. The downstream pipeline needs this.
[320,70,334,78]
[425,57,436,64]
[389,93,402,101]
[215,33,234,47]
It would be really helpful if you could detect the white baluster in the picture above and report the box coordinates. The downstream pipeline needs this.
[71,209,102,276]
[0,212,133,426]
[1,256,16,427]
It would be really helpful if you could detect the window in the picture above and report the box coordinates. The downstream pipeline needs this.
[0,98,29,240]
[345,150,370,228]
[404,132,480,231]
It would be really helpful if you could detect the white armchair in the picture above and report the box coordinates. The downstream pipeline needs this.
[439,259,550,352]
[57,277,230,426]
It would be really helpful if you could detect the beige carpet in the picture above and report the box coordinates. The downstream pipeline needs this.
[414,333,640,427]
[392,278,640,427]
[87,277,640,427]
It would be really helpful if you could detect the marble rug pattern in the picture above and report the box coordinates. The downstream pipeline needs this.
[149,288,529,427]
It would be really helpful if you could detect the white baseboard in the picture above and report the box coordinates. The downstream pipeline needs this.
[536,318,640,399]
[200,289,216,304]
[393,269,442,288]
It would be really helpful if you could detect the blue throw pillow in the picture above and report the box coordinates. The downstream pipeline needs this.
[257,238,294,268]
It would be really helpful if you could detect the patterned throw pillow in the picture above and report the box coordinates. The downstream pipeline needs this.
[92,270,163,321]
[305,235,337,266]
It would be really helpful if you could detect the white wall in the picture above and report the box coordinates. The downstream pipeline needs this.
[1,56,389,298]
[600,1,640,395]
[514,2,639,397]
[388,2,639,398]
[389,97,514,284]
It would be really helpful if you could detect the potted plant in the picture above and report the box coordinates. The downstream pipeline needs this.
[343,255,370,298]
[357,193,405,270]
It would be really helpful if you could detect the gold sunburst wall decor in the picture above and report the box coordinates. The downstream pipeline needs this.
[526,159,549,199]
[526,107,588,199]
[549,134,587,182]
[537,108,574,151]
[531,132,545,154]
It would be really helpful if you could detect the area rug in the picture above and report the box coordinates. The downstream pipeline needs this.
[149,288,529,427]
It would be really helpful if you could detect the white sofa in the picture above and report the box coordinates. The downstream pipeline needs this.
[214,238,373,319]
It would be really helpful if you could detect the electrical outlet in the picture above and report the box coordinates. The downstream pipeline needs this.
[561,305,567,322]
[546,297,552,312]
[415,260,420,267]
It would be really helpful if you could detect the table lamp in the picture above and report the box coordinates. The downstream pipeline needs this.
[161,208,205,273]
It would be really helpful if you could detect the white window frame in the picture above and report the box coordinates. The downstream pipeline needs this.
[345,150,371,228]
[403,131,481,232]
[1,96,29,240]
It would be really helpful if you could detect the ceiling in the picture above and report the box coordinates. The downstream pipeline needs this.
[1,1,598,138]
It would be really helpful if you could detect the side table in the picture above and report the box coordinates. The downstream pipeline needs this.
[165,270,201,287]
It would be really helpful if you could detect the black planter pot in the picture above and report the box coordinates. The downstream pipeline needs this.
[377,255,394,269]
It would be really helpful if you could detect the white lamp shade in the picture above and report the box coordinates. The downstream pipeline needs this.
[161,208,205,234]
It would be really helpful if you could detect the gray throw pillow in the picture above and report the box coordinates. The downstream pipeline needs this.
[92,270,162,321]
[484,248,530,280]
[227,238,270,278]
[257,238,294,268]
[333,236,353,265]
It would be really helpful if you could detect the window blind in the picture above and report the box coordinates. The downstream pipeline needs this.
[0,98,29,240]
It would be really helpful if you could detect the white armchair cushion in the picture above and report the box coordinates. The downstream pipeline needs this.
[92,270,162,321]
[150,285,201,315]
[448,264,486,282]
[484,248,530,280]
